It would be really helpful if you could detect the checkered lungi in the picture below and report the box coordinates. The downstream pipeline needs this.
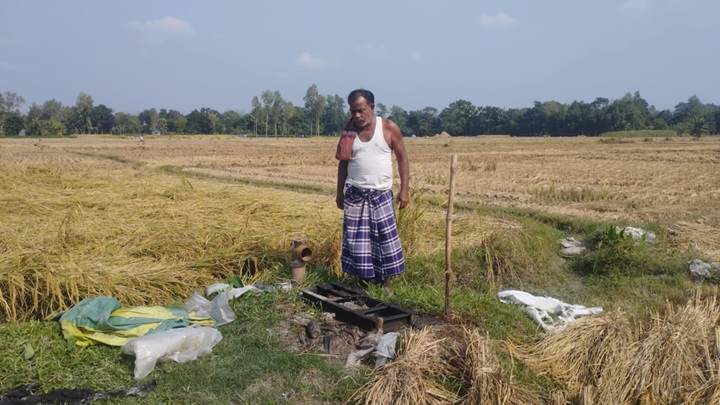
[341,186,405,281]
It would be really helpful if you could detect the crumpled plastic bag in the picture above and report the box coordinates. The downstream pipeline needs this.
[346,332,398,368]
[185,284,260,326]
[122,326,222,380]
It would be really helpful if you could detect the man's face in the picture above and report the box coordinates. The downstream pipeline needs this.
[349,97,374,128]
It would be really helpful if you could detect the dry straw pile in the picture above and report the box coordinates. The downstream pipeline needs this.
[513,311,636,402]
[352,326,538,405]
[353,327,456,405]
[516,292,720,404]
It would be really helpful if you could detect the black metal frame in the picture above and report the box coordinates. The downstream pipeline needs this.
[301,283,413,332]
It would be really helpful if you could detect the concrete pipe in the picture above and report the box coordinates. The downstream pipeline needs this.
[290,239,312,283]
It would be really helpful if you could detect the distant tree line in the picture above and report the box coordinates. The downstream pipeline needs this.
[0,87,717,138]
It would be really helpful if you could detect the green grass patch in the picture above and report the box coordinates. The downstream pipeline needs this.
[570,225,690,278]
[582,273,693,317]
[0,292,362,404]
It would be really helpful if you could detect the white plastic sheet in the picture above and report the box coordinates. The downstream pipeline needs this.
[498,290,603,332]
[122,326,222,380]
[346,332,398,368]
[186,284,260,326]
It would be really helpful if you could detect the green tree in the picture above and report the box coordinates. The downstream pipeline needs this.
[40,99,64,121]
[407,107,440,136]
[0,91,26,135]
[389,105,409,134]
[269,91,286,137]
[477,106,509,134]
[27,103,42,121]
[652,110,672,130]
[208,113,225,134]
[159,109,183,133]
[673,95,704,125]
[375,102,388,118]
[281,102,295,135]
[91,104,115,134]
[304,84,326,136]
[2,112,24,135]
[156,118,169,134]
[175,116,187,134]
[690,116,709,137]
[113,112,142,134]
[77,92,94,133]
[289,107,309,136]
[439,99,477,135]
[26,118,65,137]
[321,94,346,134]
[250,96,262,135]
[1,91,25,113]
[221,110,242,134]
[260,90,277,136]
[606,92,651,131]
[138,108,159,133]
[185,110,211,134]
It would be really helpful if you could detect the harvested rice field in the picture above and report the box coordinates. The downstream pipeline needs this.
[1,134,719,321]
[2,134,720,404]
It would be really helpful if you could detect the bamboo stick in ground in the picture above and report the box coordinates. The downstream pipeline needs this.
[445,154,457,317]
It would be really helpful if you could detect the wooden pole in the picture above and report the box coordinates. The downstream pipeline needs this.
[445,154,457,317]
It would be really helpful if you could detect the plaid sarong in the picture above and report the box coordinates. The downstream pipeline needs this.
[341,186,405,280]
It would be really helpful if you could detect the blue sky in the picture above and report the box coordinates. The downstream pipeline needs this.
[1,0,717,114]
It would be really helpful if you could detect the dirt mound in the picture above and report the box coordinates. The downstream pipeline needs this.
[433,131,451,139]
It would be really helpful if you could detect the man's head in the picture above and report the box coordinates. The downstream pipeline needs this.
[348,89,375,128]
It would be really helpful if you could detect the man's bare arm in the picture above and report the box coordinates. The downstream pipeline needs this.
[385,119,410,209]
[336,160,348,209]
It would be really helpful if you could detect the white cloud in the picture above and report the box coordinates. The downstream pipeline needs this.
[622,0,652,11]
[410,51,423,62]
[295,52,329,69]
[356,43,388,58]
[475,12,516,28]
[128,16,196,36]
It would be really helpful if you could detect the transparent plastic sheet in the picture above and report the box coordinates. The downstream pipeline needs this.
[345,332,398,368]
[122,326,223,380]
[373,332,398,367]
[184,291,235,326]
[185,284,260,326]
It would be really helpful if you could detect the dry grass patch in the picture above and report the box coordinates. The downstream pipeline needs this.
[352,327,456,405]
[0,138,504,321]
[0,157,344,321]
[514,311,636,402]
[352,326,539,405]
[452,327,540,405]
[621,295,720,404]
[515,292,720,404]
[7,135,720,257]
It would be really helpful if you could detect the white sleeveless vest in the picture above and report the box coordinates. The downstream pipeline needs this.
[346,116,393,190]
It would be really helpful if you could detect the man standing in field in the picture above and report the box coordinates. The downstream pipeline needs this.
[336,89,410,293]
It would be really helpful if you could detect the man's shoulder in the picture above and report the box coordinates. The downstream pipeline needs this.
[381,117,400,133]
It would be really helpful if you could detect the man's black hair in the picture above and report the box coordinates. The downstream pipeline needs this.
[348,89,375,105]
